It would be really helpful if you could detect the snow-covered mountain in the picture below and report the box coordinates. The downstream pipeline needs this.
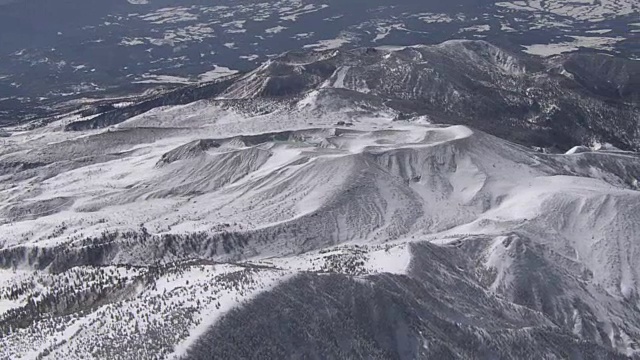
[1,0,638,125]
[65,40,640,151]
[1,41,640,359]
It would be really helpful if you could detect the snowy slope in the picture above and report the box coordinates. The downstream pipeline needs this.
[1,46,640,358]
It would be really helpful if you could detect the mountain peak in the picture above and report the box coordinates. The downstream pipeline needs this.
[2,39,640,359]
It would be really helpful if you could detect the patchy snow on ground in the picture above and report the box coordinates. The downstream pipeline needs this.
[496,0,639,22]
[133,74,193,84]
[523,36,625,56]
[303,34,353,51]
[197,66,238,82]
[265,25,287,34]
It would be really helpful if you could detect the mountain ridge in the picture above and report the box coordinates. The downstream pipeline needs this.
[0,40,640,359]
[59,40,640,153]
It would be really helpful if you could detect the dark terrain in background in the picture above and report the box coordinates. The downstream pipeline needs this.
[0,0,638,125]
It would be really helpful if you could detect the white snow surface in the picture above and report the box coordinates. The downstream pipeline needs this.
[197,66,238,82]
[1,88,640,358]
[523,36,626,56]
[496,0,639,22]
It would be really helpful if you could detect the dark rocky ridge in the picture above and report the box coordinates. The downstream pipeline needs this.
[228,41,638,151]
[558,53,640,103]
[64,40,640,152]
[64,75,240,131]
[185,241,629,360]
